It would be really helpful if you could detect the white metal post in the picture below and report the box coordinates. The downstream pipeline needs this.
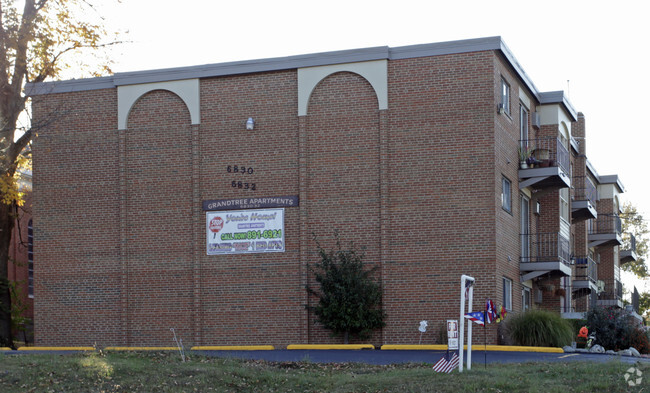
[467,283,473,370]
[459,276,465,372]
[459,274,475,373]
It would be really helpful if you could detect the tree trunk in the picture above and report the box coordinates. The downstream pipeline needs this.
[0,202,16,349]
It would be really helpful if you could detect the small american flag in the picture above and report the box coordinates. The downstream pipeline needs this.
[464,279,474,297]
[432,351,459,373]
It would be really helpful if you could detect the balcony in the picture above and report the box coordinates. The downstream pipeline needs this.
[632,286,640,315]
[596,279,624,308]
[571,176,598,222]
[520,232,572,281]
[588,214,622,248]
[620,234,638,263]
[571,255,598,294]
[561,288,598,318]
[518,137,571,191]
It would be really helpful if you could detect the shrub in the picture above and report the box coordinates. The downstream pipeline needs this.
[506,309,574,347]
[307,234,385,344]
[627,327,650,354]
[585,306,648,353]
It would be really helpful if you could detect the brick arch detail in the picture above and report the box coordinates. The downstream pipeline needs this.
[297,60,387,116]
[117,79,200,129]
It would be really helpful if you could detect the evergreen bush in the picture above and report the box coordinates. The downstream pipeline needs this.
[307,234,385,343]
[506,309,573,347]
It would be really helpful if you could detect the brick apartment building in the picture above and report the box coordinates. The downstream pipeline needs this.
[24,36,636,347]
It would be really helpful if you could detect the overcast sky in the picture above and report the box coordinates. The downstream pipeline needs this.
[97,0,649,289]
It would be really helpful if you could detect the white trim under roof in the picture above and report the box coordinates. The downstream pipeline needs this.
[297,60,388,116]
[117,79,200,130]
[25,36,578,123]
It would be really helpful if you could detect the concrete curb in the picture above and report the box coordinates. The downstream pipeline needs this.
[4,344,562,353]
[381,344,563,353]
[17,346,95,351]
[381,345,447,350]
[287,344,375,350]
[192,346,275,351]
[104,347,180,351]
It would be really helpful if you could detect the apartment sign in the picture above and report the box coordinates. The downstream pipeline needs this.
[447,320,459,350]
[206,208,285,255]
[203,196,298,211]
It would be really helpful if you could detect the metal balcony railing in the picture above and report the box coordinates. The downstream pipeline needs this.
[572,176,598,203]
[520,232,570,265]
[560,290,598,314]
[556,280,624,313]
[573,255,598,283]
[589,214,622,235]
[519,137,570,174]
[597,279,623,302]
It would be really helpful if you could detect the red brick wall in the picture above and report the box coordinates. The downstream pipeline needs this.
[198,71,302,346]
[123,90,194,346]
[303,71,381,343]
[32,88,122,345]
[383,52,498,344]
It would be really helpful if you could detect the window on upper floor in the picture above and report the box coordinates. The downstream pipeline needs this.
[519,104,529,144]
[502,176,512,213]
[520,194,530,260]
[500,78,510,115]
[560,188,569,223]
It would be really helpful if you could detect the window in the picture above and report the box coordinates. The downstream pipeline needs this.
[519,104,529,145]
[520,195,530,261]
[560,188,569,223]
[503,277,512,310]
[501,177,512,213]
[522,287,531,311]
[500,78,510,115]
[28,219,33,298]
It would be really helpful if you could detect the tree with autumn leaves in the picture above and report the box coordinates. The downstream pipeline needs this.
[620,201,650,318]
[1,0,118,348]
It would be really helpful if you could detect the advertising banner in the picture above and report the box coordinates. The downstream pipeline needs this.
[206,208,285,255]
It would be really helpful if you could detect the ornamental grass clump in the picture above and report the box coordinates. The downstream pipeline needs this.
[506,309,573,347]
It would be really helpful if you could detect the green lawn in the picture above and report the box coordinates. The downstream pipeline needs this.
[0,351,647,392]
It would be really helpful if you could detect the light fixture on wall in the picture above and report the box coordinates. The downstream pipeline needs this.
[246,117,255,130]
